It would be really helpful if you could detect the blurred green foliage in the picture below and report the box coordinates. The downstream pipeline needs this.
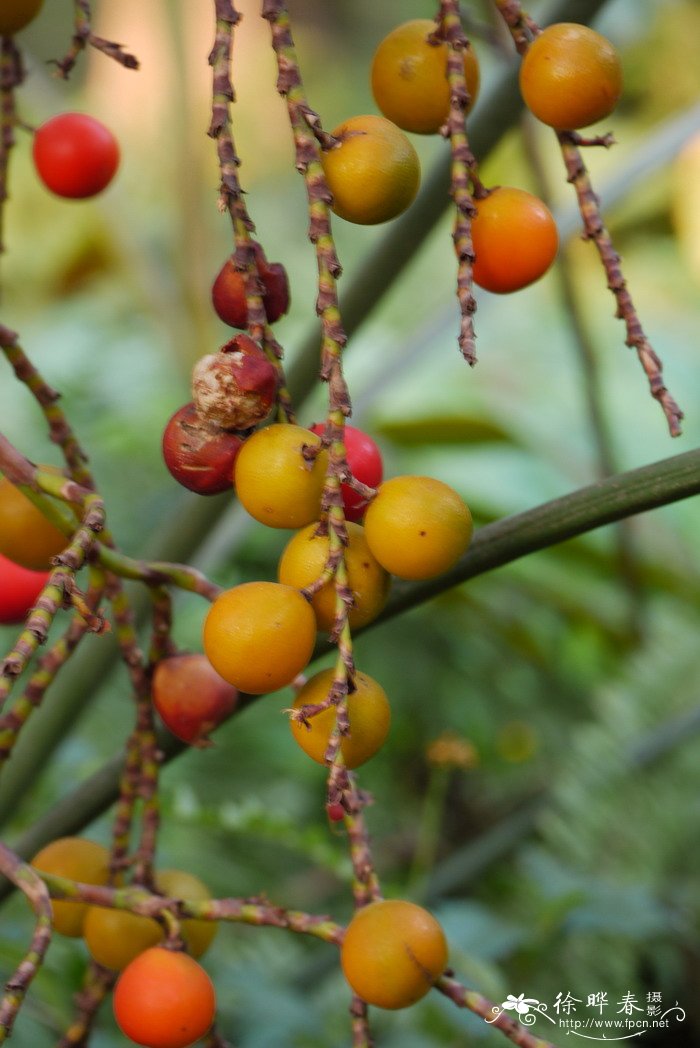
[1,0,700,1045]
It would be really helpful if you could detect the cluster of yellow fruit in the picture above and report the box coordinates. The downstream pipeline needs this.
[29,838,216,970]
[202,422,472,766]
[320,18,480,226]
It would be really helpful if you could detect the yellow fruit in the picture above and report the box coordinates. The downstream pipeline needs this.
[363,476,472,581]
[290,668,390,769]
[31,837,111,938]
[83,869,217,971]
[371,19,480,134]
[341,899,448,1009]
[203,581,316,694]
[322,115,420,225]
[519,22,622,130]
[234,424,328,529]
[278,521,390,632]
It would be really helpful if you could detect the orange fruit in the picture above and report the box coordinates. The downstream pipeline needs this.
[278,521,390,632]
[113,947,216,1048]
[363,475,472,581]
[290,668,390,769]
[321,115,420,225]
[203,581,316,694]
[519,23,622,130]
[0,475,67,570]
[234,424,328,529]
[471,187,558,294]
[371,19,480,134]
[341,899,448,1009]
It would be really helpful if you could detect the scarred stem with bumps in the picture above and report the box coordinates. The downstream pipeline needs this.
[434,0,481,365]
[55,964,116,1048]
[209,0,294,420]
[491,0,683,436]
[0,844,53,1043]
[0,39,23,257]
[437,974,559,1048]
[52,0,139,79]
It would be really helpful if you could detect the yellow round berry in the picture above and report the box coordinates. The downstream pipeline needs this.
[363,476,472,581]
[278,521,390,632]
[290,668,390,769]
[371,19,480,134]
[203,581,316,694]
[322,115,420,225]
[234,424,328,529]
[341,899,448,1009]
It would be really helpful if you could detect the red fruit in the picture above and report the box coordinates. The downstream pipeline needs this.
[162,402,242,496]
[310,423,383,522]
[0,553,49,625]
[33,113,119,199]
[212,242,290,329]
[152,653,238,745]
[326,802,345,823]
[192,336,278,430]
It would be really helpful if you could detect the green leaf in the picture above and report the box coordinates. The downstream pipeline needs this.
[376,415,517,447]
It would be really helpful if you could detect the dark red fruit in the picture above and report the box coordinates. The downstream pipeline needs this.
[326,802,345,823]
[192,335,278,430]
[0,553,50,625]
[310,423,384,522]
[162,402,242,496]
[152,652,239,745]
[212,242,290,329]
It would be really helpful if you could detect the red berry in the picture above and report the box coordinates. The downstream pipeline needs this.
[0,553,49,625]
[162,402,242,496]
[192,336,278,430]
[326,802,345,822]
[33,113,119,199]
[310,423,383,522]
[152,653,238,745]
[212,242,290,329]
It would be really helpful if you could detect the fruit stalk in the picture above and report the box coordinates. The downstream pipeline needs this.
[0,38,23,257]
[435,0,481,364]
[493,0,683,436]
[53,0,139,79]
[0,842,53,1043]
[209,0,294,419]
[437,973,558,1048]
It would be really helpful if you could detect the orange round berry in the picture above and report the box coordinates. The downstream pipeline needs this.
[113,947,216,1048]
[321,115,420,225]
[363,476,472,581]
[0,475,67,570]
[519,23,622,130]
[371,19,480,134]
[203,581,316,694]
[234,424,328,529]
[31,837,110,938]
[278,522,390,632]
[290,668,390,769]
[83,869,217,971]
[341,899,448,1009]
[471,187,558,294]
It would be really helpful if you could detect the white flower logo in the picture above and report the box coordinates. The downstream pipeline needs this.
[501,993,541,1016]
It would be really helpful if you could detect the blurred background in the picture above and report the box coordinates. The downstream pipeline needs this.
[1,0,700,1044]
